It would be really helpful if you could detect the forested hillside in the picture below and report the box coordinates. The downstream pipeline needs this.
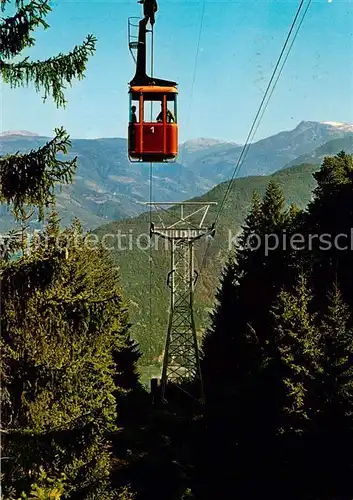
[94,161,320,371]
[196,149,353,499]
[282,134,353,169]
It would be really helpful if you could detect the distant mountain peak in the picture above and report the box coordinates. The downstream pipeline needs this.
[181,137,239,151]
[295,120,325,130]
[0,130,39,137]
[295,120,353,133]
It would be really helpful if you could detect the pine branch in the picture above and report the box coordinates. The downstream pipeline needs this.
[1,0,21,10]
[0,127,77,220]
[0,34,96,107]
[0,228,23,262]
[0,1,50,59]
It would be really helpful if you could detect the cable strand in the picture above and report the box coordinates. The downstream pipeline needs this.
[214,0,306,226]
[197,0,311,278]
[149,23,154,367]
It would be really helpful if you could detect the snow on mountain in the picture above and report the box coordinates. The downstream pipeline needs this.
[0,130,39,137]
[320,121,353,132]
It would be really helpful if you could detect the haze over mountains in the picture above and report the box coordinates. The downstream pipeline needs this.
[0,120,352,233]
[1,119,353,371]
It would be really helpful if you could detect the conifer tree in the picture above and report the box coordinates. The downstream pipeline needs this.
[201,254,238,396]
[201,189,265,409]
[198,183,309,497]
[260,179,289,231]
[0,0,96,221]
[234,189,263,280]
[312,283,353,497]
[232,180,296,345]
[301,152,353,313]
[320,283,353,407]
[198,185,288,497]
[271,273,321,432]
[0,216,140,499]
[270,272,322,497]
[0,4,144,499]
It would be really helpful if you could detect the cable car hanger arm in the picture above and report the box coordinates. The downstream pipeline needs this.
[129,1,177,87]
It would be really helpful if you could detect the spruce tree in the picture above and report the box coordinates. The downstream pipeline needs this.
[234,189,263,281]
[1,216,140,498]
[201,254,238,397]
[198,184,290,497]
[312,283,353,497]
[301,152,353,313]
[270,272,322,498]
[260,179,289,230]
[0,0,96,221]
[271,273,321,433]
[231,180,297,349]
[320,283,353,408]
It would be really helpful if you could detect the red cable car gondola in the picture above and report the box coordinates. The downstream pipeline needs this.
[127,15,178,163]
[128,85,178,162]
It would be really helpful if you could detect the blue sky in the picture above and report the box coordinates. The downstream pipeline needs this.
[1,0,353,143]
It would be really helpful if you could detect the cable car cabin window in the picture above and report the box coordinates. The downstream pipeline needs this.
[142,94,177,123]
[129,95,140,123]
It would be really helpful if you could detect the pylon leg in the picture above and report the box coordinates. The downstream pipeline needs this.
[160,240,204,401]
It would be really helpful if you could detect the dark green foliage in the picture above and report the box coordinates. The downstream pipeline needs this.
[0,128,77,220]
[1,33,96,107]
[0,0,96,108]
[313,150,353,196]
[230,180,297,346]
[260,179,288,228]
[195,151,353,499]
[264,274,322,498]
[201,255,238,392]
[0,3,143,499]
[271,273,321,432]
[319,283,353,408]
[311,284,353,497]
[110,391,199,500]
[0,0,96,222]
[299,151,353,314]
[0,216,138,498]
[198,182,297,497]
[0,0,51,58]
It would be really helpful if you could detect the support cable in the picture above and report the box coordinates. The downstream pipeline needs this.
[148,23,154,368]
[197,0,311,278]
[252,0,312,147]
[214,0,307,227]
[178,0,205,184]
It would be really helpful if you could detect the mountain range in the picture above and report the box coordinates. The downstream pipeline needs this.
[1,120,353,381]
[0,120,352,233]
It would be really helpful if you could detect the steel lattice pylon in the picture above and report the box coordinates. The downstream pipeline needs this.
[145,202,217,402]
